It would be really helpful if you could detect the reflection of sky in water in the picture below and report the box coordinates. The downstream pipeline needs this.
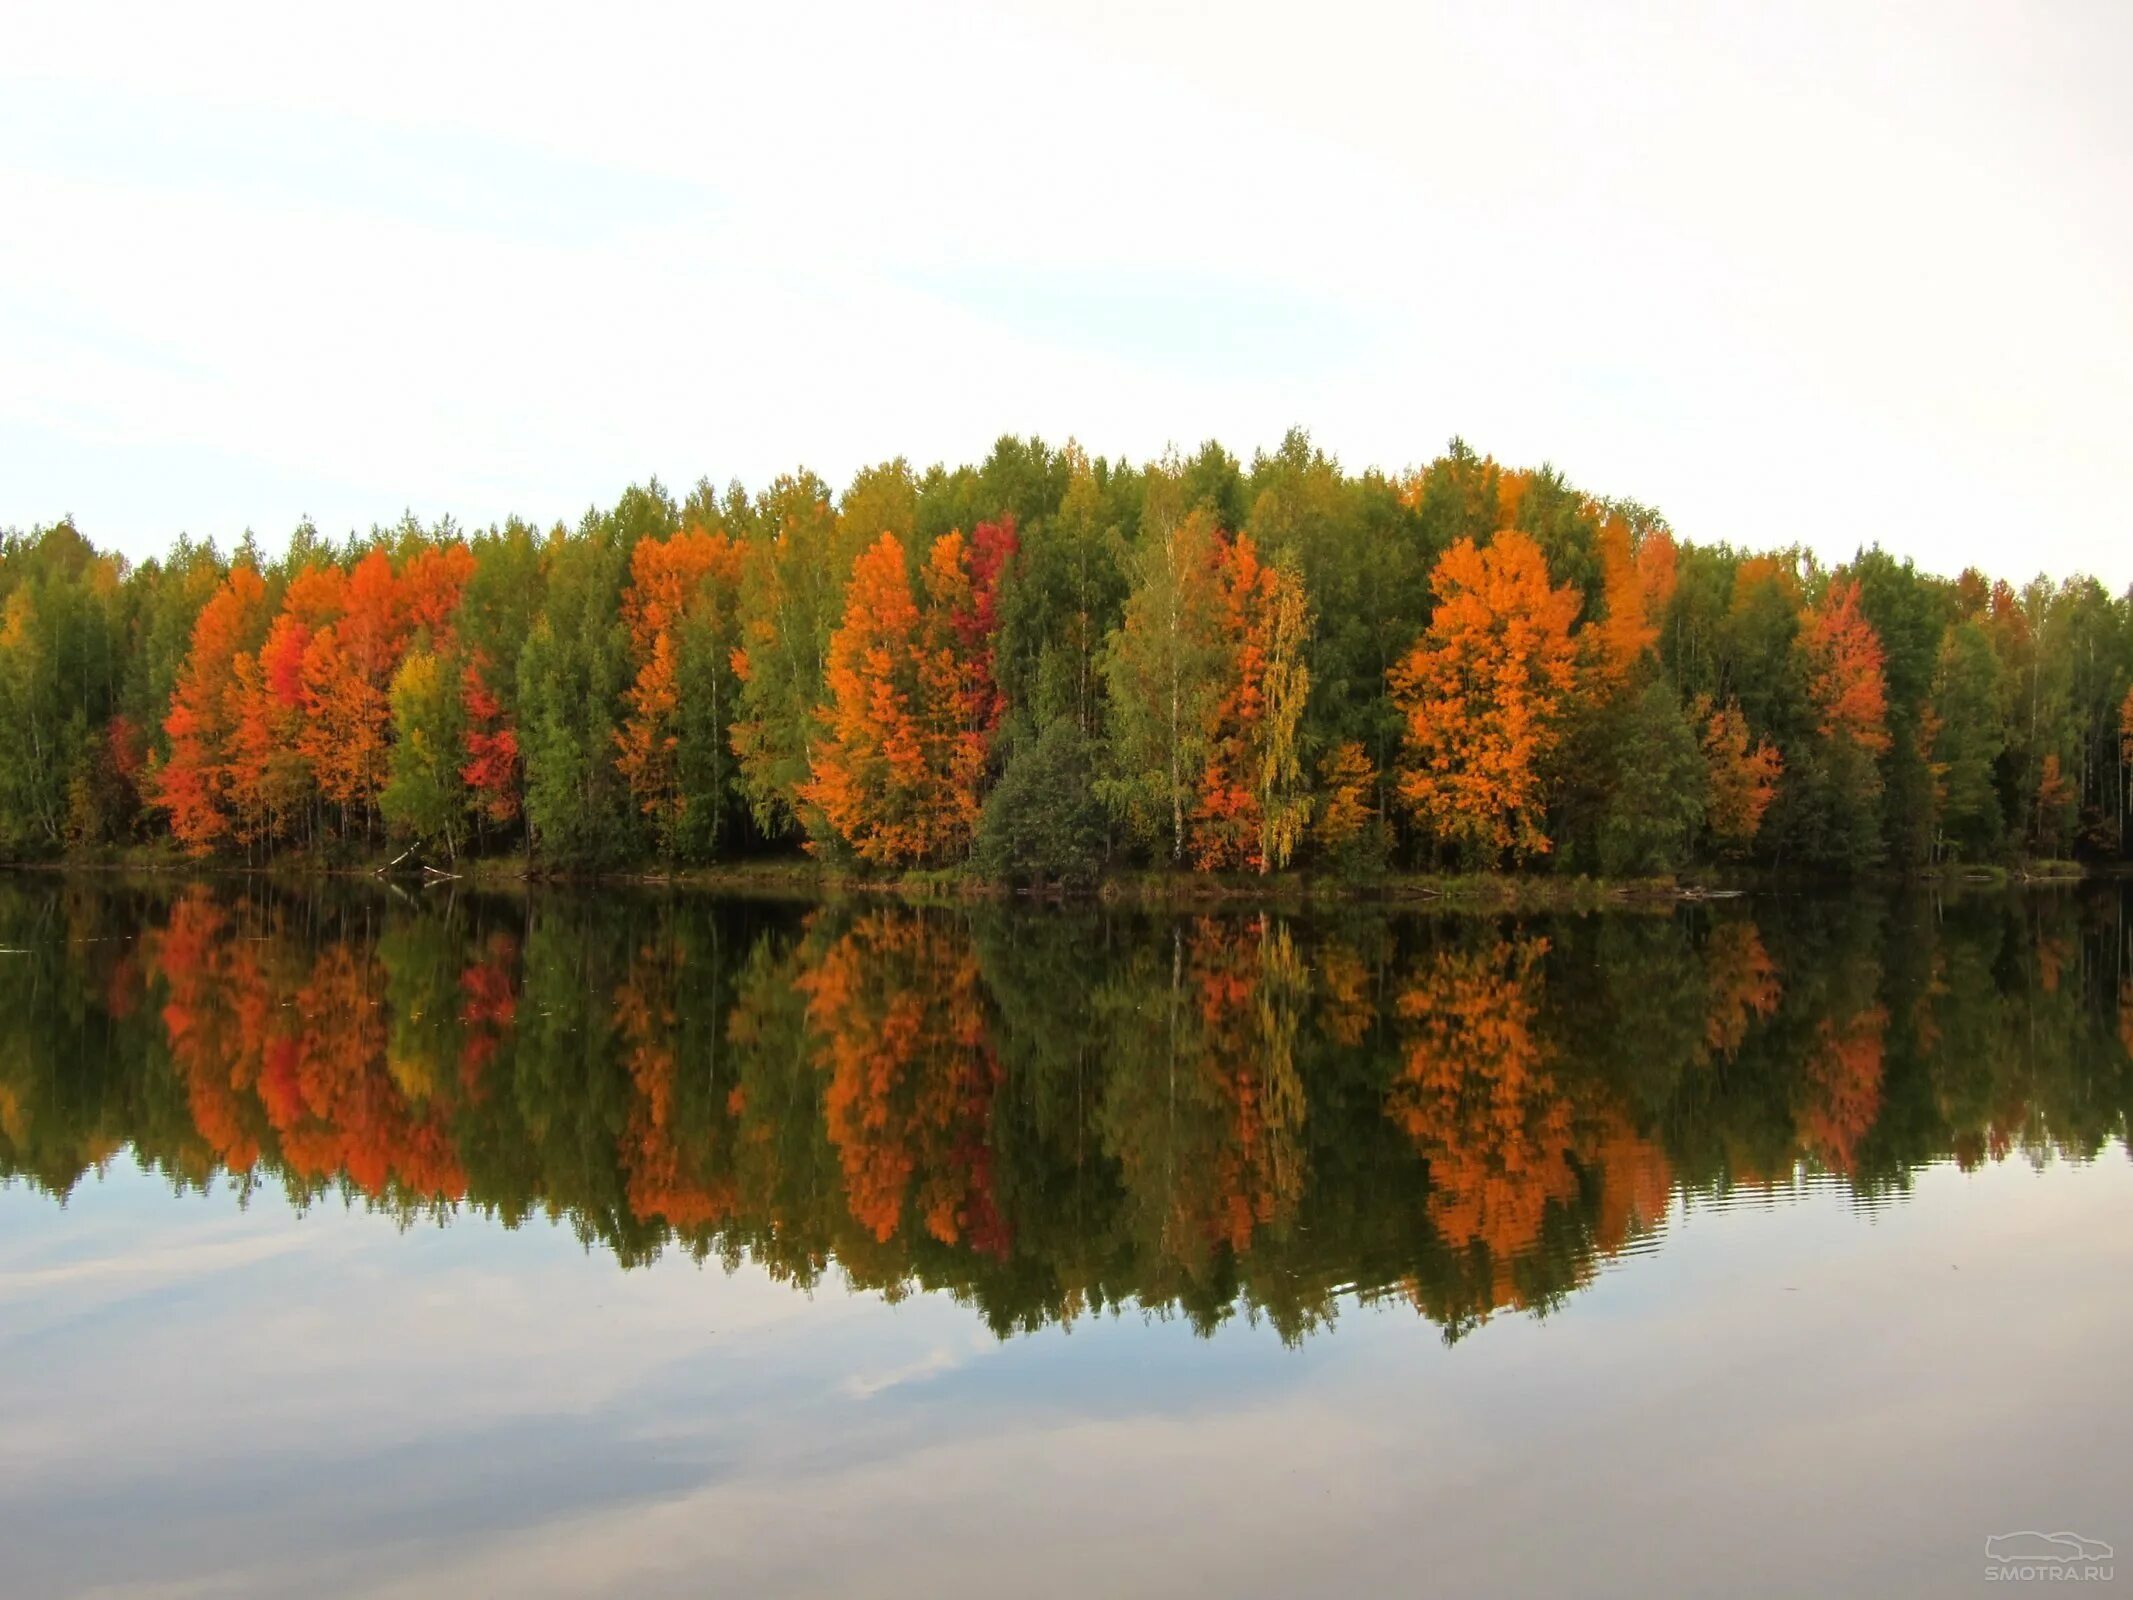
[3,1155,2127,1598]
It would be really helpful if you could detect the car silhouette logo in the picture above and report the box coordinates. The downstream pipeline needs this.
[1986,1532,2115,1564]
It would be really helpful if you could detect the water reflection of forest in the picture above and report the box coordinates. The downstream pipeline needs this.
[4,881,2128,1345]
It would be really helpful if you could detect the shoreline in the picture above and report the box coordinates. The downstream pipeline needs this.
[0,853,2102,910]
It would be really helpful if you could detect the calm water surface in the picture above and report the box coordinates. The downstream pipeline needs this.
[2,879,2129,1597]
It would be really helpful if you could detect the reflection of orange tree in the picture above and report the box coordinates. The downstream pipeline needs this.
[613,939,737,1231]
[1388,934,1684,1328]
[262,942,465,1197]
[796,912,1009,1256]
[2035,933,2071,996]
[146,891,466,1201]
[1703,920,1781,1059]
[1389,937,1576,1265]
[1798,1005,1888,1176]
[1314,939,1375,1047]
[1587,1111,1673,1254]
[1395,1105,1674,1336]
[148,890,269,1176]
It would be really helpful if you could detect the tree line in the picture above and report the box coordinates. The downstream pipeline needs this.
[4,432,2130,877]
[4,879,2127,1344]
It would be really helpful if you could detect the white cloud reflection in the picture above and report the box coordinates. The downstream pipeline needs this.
[0,1157,2127,1597]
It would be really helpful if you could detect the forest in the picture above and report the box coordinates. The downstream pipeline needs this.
[2,432,2130,880]
[4,880,2128,1344]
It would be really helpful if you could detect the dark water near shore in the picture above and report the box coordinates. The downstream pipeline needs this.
[1,878,2128,1597]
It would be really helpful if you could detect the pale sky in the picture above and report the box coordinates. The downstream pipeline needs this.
[4,0,2129,585]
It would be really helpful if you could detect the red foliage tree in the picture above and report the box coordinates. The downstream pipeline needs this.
[459,654,522,826]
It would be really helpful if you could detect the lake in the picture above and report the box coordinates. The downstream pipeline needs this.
[1,877,2127,1597]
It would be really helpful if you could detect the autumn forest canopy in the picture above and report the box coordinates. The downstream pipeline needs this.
[4,432,2131,878]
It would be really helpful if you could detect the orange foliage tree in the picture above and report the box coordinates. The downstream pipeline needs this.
[303,552,408,831]
[156,566,269,853]
[1191,533,1312,873]
[298,626,393,824]
[1696,694,1783,851]
[613,527,745,852]
[2032,751,2075,852]
[224,640,308,850]
[802,529,1006,866]
[398,543,475,642]
[216,565,336,849]
[1390,529,1581,861]
[1591,514,1678,684]
[1798,577,1891,758]
[282,545,476,840]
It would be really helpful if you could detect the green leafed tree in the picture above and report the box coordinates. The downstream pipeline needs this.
[1595,679,1709,876]
[1097,498,1227,863]
[729,472,856,845]
[975,716,1108,888]
[1928,620,2007,861]
[516,512,639,866]
[381,646,468,857]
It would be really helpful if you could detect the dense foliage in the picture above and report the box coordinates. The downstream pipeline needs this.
[6,433,2130,876]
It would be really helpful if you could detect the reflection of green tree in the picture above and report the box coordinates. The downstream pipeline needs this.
[1544,911,1711,1121]
[720,918,844,1289]
[971,909,1138,1336]
[1093,917,1310,1331]
[0,880,165,1192]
